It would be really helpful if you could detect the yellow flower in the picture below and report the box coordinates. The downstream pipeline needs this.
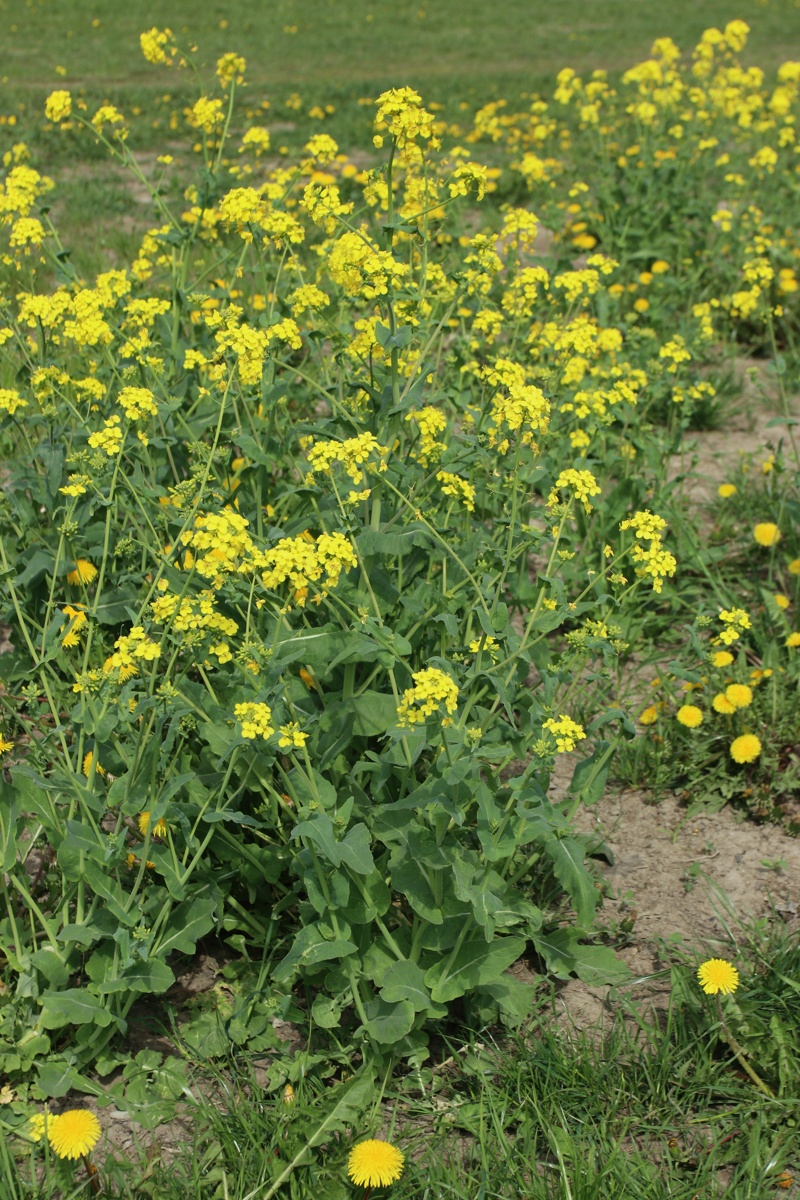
[753,522,780,547]
[724,683,752,710]
[347,1139,405,1188]
[730,734,761,764]
[67,559,98,586]
[638,705,658,725]
[711,650,733,667]
[717,483,736,498]
[82,751,106,779]
[786,632,800,648]
[697,958,739,996]
[27,1113,47,1142]
[45,90,72,123]
[712,693,736,715]
[676,704,703,728]
[543,714,586,752]
[278,722,308,749]
[651,259,670,274]
[788,558,800,575]
[234,701,275,740]
[773,593,790,610]
[397,668,459,728]
[47,1109,101,1159]
[138,811,167,838]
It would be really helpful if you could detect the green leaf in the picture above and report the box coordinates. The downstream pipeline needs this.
[81,860,135,926]
[380,959,442,1014]
[357,525,431,556]
[477,975,538,1027]
[311,995,343,1029]
[157,897,217,956]
[91,959,175,995]
[568,742,611,807]
[36,1061,98,1099]
[338,823,374,875]
[349,691,398,736]
[534,929,630,985]
[362,996,416,1043]
[543,837,599,927]
[426,936,527,1003]
[272,923,357,983]
[392,860,442,924]
[39,988,114,1030]
[273,629,384,676]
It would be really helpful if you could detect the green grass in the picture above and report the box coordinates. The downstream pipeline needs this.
[2,0,800,95]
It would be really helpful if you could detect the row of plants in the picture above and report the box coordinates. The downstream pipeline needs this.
[0,18,797,1149]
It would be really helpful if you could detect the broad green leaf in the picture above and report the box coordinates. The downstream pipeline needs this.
[534,929,630,985]
[39,988,114,1030]
[272,923,357,983]
[36,1061,98,1099]
[543,837,599,927]
[477,975,538,1027]
[357,525,431,556]
[156,897,217,957]
[362,997,416,1043]
[380,959,442,1014]
[338,823,374,875]
[90,959,175,995]
[392,860,442,924]
[311,995,342,1029]
[568,742,612,807]
[349,691,398,736]
[426,936,526,1003]
[293,812,342,865]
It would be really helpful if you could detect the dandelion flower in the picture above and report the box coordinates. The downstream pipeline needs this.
[786,632,800,648]
[773,593,790,610]
[717,483,736,498]
[730,734,761,764]
[676,704,703,728]
[47,1109,101,1159]
[753,522,780,547]
[639,705,658,725]
[347,1139,405,1189]
[712,693,736,715]
[711,650,734,668]
[138,811,167,838]
[697,958,739,995]
[788,558,800,576]
[725,683,752,709]
[67,559,98,585]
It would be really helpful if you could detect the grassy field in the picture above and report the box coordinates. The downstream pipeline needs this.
[2,0,800,99]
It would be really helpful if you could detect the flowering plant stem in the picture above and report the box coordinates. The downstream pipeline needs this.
[715,996,775,1099]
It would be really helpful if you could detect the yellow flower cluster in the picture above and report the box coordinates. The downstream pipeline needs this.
[548,469,601,514]
[306,433,389,485]
[543,714,587,753]
[87,415,123,457]
[397,668,459,727]
[234,701,274,741]
[118,386,157,421]
[104,626,161,681]
[180,508,258,583]
[151,590,239,637]
[717,607,751,646]
[260,532,358,607]
[619,511,677,593]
